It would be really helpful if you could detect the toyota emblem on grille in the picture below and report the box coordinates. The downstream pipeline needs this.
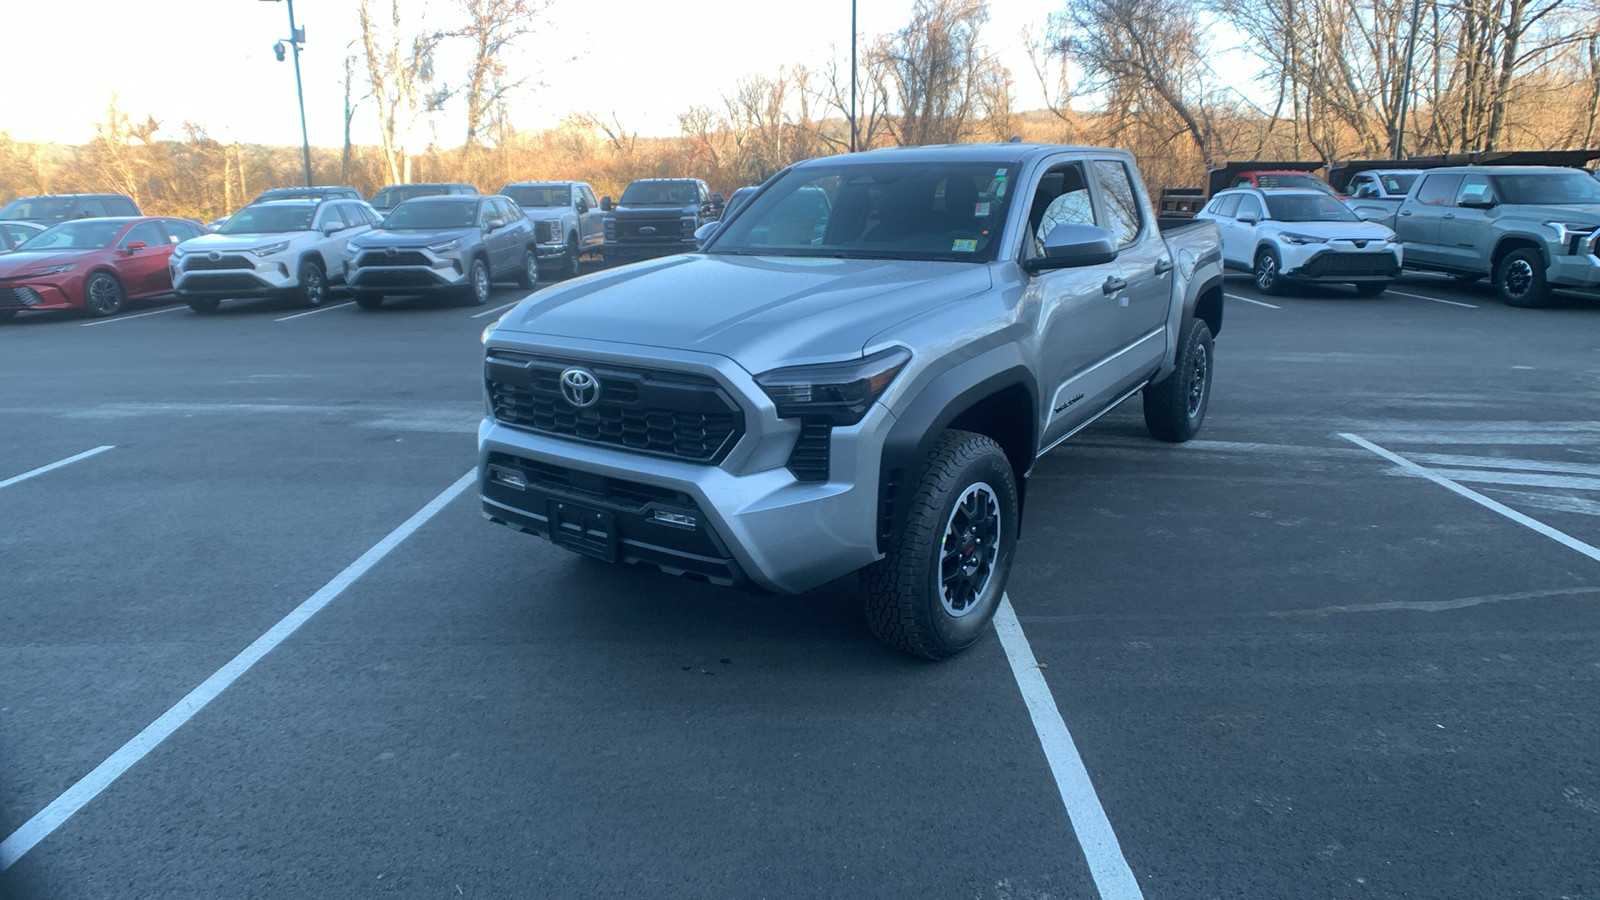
[208,251,221,260]
[386,246,397,256]
[559,367,601,408]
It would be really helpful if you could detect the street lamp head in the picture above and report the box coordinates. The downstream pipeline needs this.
[273,41,287,62]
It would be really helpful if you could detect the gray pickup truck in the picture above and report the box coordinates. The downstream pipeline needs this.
[499,181,606,279]
[1393,165,1600,306]
[479,143,1224,658]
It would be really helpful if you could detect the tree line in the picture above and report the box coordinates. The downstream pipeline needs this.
[4,0,1598,220]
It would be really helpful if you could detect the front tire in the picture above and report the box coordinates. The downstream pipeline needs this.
[297,261,327,308]
[862,430,1018,660]
[1254,248,1284,295]
[1495,248,1552,308]
[563,235,582,280]
[1143,317,1214,443]
[517,249,538,290]
[461,257,492,306]
[84,272,125,317]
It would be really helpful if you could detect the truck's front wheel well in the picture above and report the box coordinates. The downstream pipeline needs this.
[1492,238,1546,270]
[945,385,1034,491]
[1195,284,1223,337]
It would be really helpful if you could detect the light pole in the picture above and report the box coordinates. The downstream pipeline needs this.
[262,0,314,186]
[1394,0,1424,160]
[849,0,858,153]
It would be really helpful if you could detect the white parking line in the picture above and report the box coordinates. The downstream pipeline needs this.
[275,301,355,322]
[1224,292,1280,309]
[1387,290,1477,308]
[0,445,115,490]
[470,299,524,319]
[0,468,477,872]
[994,596,1144,900]
[1342,434,1600,565]
[79,306,185,327]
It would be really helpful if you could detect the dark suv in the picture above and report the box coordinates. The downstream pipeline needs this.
[601,179,723,265]
[0,193,142,224]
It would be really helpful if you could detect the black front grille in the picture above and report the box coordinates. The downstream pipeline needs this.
[182,274,264,291]
[1301,252,1399,277]
[786,419,832,482]
[0,287,43,309]
[487,452,691,509]
[359,251,431,267]
[184,254,253,271]
[619,217,685,241]
[486,352,744,463]
[358,270,440,288]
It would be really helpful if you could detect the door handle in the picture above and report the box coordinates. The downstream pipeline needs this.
[1154,257,1174,275]
[1442,213,1456,219]
[1102,276,1127,295]
[1399,210,1412,216]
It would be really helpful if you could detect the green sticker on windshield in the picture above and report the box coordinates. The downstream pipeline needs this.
[952,239,978,252]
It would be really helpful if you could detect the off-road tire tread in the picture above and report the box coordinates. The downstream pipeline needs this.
[1142,317,1213,443]
[861,429,1015,660]
[1496,248,1552,308]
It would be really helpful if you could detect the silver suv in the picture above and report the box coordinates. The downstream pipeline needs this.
[172,199,378,312]
[343,196,538,308]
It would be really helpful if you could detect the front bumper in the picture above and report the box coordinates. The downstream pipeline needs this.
[0,279,79,311]
[346,247,470,293]
[1546,253,1600,288]
[172,253,301,298]
[475,338,889,595]
[1282,246,1402,282]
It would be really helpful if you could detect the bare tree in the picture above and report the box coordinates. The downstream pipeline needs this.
[878,0,1012,146]
[358,0,449,184]
[455,0,551,147]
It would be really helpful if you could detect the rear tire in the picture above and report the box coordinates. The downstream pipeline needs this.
[186,297,221,314]
[1354,281,1389,297]
[353,291,384,310]
[1142,317,1214,443]
[297,261,327,308]
[1253,248,1284,295]
[83,272,125,317]
[861,430,1018,660]
[1495,248,1552,308]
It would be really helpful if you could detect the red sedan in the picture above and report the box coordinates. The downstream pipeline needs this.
[0,216,209,320]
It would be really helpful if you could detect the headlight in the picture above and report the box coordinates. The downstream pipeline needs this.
[342,244,360,258]
[755,347,912,426]
[249,241,290,257]
[481,314,506,345]
[29,263,77,276]
[428,238,461,252]
[171,245,188,258]
[1546,222,1598,248]
[1278,233,1327,245]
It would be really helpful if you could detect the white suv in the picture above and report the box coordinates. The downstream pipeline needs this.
[172,199,378,312]
[1197,188,1401,296]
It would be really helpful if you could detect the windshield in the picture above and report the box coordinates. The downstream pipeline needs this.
[218,205,316,234]
[1,197,76,221]
[620,182,699,205]
[707,162,1018,262]
[1380,173,1418,195]
[1493,172,1600,205]
[372,185,452,209]
[1265,194,1360,223]
[380,199,480,230]
[501,185,570,208]
[1254,174,1336,194]
[16,219,126,251]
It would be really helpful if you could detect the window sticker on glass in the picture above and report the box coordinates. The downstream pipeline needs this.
[974,201,991,216]
[952,239,978,252]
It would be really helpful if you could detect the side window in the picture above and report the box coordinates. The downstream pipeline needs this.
[1024,161,1096,260]
[480,201,500,226]
[1214,194,1242,218]
[1456,175,1495,206]
[1231,176,1251,189]
[504,199,525,221]
[108,197,140,215]
[121,221,166,247]
[580,186,598,209]
[77,199,110,218]
[1414,175,1463,206]
[1236,194,1263,221]
[1092,160,1143,246]
[318,205,348,231]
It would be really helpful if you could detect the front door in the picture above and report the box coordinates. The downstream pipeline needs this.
[1437,174,1495,272]
[116,221,174,297]
[1395,173,1462,266]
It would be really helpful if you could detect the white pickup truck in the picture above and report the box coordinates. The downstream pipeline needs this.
[498,182,605,280]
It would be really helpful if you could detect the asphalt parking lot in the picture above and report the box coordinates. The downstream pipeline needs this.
[2,273,1598,899]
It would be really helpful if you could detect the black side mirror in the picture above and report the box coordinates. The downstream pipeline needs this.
[1022,224,1119,275]
[711,192,725,208]
[1459,197,1496,210]
[600,196,614,212]
[693,221,720,248]
[576,199,589,214]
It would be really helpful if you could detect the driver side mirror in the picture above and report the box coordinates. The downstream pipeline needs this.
[711,192,725,208]
[600,196,614,212]
[484,217,506,231]
[576,198,589,214]
[1459,196,1496,210]
[1237,211,1260,225]
[322,224,345,235]
[693,221,720,248]
[1022,224,1119,274]
[124,241,147,253]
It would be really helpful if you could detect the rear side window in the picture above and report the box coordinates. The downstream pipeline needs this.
[1093,160,1143,246]
[1214,194,1242,218]
[121,221,166,247]
[76,199,111,217]
[161,220,201,243]
[106,196,140,215]
[1414,175,1463,206]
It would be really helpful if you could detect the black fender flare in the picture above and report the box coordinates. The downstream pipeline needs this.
[877,344,1037,551]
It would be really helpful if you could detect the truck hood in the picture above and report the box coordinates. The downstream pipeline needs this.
[349,227,476,249]
[519,207,570,222]
[496,253,993,372]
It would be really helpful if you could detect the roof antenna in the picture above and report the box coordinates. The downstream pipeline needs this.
[1008,135,1022,143]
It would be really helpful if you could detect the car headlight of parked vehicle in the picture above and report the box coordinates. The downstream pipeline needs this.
[1545,222,1598,248]
[1278,233,1327,245]
[171,245,188,259]
[754,347,913,426]
[428,238,461,253]
[28,264,78,277]
[250,241,290,258]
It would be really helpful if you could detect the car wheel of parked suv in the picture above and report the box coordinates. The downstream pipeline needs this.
[1143,317,1213,443]
[861,430,1018,660]
[354,292,384,310]
[464,258,492,306]
[298,261,327,308]
[84,272,125,317]
[1495,248,1553,308]
[517,249,538,290]
[1253,248,1283,295]
[1354,282,1389,296]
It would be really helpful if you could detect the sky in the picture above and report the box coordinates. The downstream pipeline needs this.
[0,0,1263,149]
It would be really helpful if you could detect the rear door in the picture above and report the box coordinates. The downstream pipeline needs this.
[1091,157,1168,383]
[577,185,604,248]
[1395,173,1461,265]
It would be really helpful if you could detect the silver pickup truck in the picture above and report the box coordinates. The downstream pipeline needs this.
[478,143,1225,658]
